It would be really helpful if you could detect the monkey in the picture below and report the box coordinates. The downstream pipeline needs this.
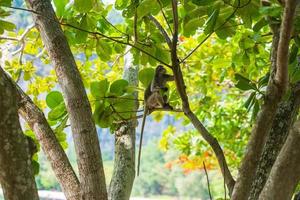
[137,65,174,176]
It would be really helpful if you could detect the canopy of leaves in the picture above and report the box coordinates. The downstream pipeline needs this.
[1,0,300,171]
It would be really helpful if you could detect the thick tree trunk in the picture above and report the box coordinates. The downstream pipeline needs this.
[258,120,300,200]
[0,67,39,200]
[1,67,81,200]
[249,84,300,200]
[109,51,138,200]
[25,0,107,199]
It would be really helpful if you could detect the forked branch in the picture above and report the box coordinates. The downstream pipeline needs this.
[169,0,235,194]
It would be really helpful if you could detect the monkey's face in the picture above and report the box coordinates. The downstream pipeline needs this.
[156,65,166,74]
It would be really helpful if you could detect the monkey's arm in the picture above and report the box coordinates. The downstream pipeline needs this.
[137,106,148,176]
[163,74,174,82]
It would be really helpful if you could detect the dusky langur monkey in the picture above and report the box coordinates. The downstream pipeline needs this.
[137,65,174,176]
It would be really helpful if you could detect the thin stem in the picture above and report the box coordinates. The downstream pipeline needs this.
[156,0,173,35]
[203,161,213,200]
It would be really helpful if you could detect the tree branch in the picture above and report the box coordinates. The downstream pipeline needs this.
[1,67,81,199]
[274,0,296,92]
[0,66,39,200]
[203,162,213,200]
[148,15,172,49]
[156,0,173,35]
[249,82,300,200]
[170,0,235,194]
[231,1,298,199]
[24,0,108,199]
[258,120,300,200]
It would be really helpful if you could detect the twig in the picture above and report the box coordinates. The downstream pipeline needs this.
[102,96,144,102]
[223,0,251,8]
[4,24,35,64]
[223,158,227,200]
[34,48,46,60]
[156,0,173,35]
[110,104,126,120]
[203,161,213,200]
[101,16,128,36]
[113,107,182,123]
[110,47,131,67]
[0,36,19,41]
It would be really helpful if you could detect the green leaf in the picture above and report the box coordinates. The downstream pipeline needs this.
[258,73,270,88]
[155,47,170,64]
[74,0,93,13]
[115,0,129,10]
[244,92,255,110]
[0,0,12,6]
[183,18,205,37]
[48,103,67,121]
[138,68,155,88]
[91,80,109,98]
[93,100,106,124]
[75,16,88,43]
[32,160,40,175]
[46,91,64,109]
[54,115,68,134]
[204,9,219,35]
[253,18,268,32]
[111,93,136,119]
[294,35,300,48]
[96,40,112,61]
[235,73,257,91]
[110,79,129,96]
[191,0,211,6]
[98,107,113,128]
[114,43,125,54]
[0,20,16,31]
[53,0,68,17]
[242,51,250,65]
[137,0,160,19]
[23,71,31,81]
[289,44,298,64]
[215,22,236,39]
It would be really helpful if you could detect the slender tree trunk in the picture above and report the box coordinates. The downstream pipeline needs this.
[1,67,81,200]
[249,83,300,200]
[258,120,300,200]
[0,67,39,200]
[109,50,138,200]
[25,0,107,199]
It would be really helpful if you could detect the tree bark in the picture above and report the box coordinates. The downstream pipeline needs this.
[0,67,39,200]
[258,120,300,200]
[1,67,81,200]
[109,50,138,200]
[248,84,300,200]
[25,0,107,199]
[232,1,297,199]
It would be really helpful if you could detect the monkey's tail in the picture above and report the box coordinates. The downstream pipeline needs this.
[137,107,147,176]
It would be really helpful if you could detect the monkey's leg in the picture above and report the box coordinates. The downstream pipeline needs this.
[163,95,173,110]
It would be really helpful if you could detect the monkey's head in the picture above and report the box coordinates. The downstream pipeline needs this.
[156,65,166,74]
